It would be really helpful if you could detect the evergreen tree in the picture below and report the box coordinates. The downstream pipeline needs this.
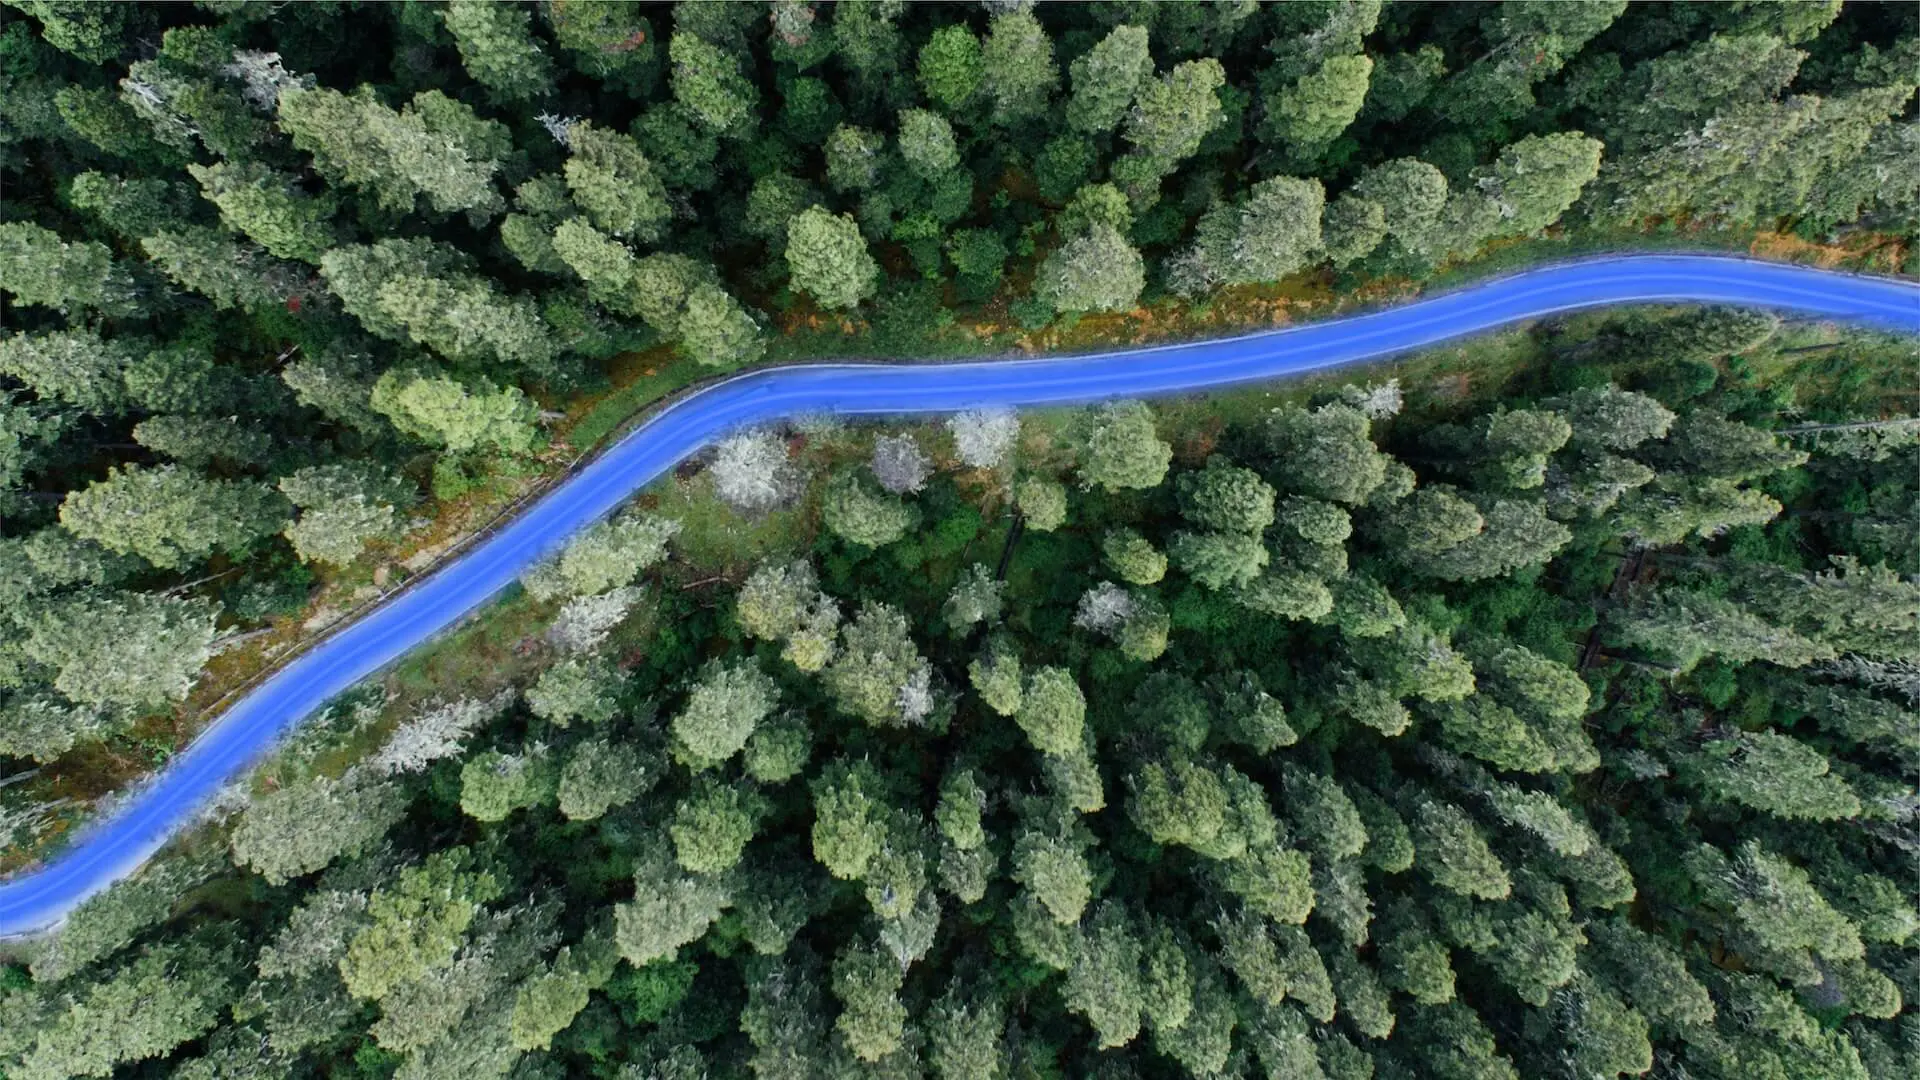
[786,206,879,310]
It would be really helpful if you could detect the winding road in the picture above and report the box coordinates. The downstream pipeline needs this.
[2,254,1916,937]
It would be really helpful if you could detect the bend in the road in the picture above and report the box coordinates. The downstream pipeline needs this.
[1,254,1915,937]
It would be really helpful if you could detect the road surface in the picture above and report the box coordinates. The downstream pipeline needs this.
[2,254,1915,936]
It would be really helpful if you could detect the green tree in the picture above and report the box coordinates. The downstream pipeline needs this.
[1172,529,1269,590]
[1059,182,1133,237]
[917,23,982,112]
[230,769,406,885]
[525,655,622,727]
[1410,797,1512,900]
[926,981,1005,1079]
[1586,919,1716,1031]
[896,108,959,180]
[979,9,1056,126]
[317,237,470,341]
[442,0,555,101]
[1551,384,1676,450]
[558,736,659,820]
[1178,455,1277,533]
[374,273,560,373]
[786,206,879,310]
[1260,54,1373,169]
[746,173,819,244]
[1034,223,1144,315]
[743,712,813,786]
[1102,527,1167,585]
[1151,961,1237,1075]
[0,328,129,417]
[1611,587,1829,673]
[735,559,840,672]
[459,746,558,822]
[1015,666,1085,758]
[370,370,540,455]
[118,30,271,159]
[28,853,217,983]
[279,86,511,215]
[1377,900,1457,1005]
[0,221,136,315]
[833,941,907,1062]
[822,468,916,547]
[546,0,655,92]
[520,509,678,601]
[671,778,765,874]
[1454,133,1604,251]
[1688,840,1864,985]
[824,123,886,192]
[1126,757,1230,854]
[1684,730,1862,821]
[615,842,732,966]
[672,659,780,772]
[669,29,757,135]
[675,284,764,367]
[278,463,416,567]
[823,601,932,728]
[1281,765,1368,861]
[969,636,1024,717]
[1125,58,1227,169]
[1668,410,1810,482]
[942,563,1003,634]
[1352,156,1450,248]
[562,122,672,240]
[1012,828,1092,925]
[811,760,891,880]
[1266,0,1382,82]
[1063,904,1147,1048]
[8,0,135,63]
[1033,134,1097,204]
[510,938,616,1052]
[1322,192,1389,267]
[1014,475,1068,531]
[340,849,502,1001]
[141,228,293,312]
[60,464,286,571]
[1393,1002,1521,1080]
[1180,175,1326,292]
[1067,24,1152,135]
[15,937,241,1080]
[633,101,720,191]
[130,414,268,470]
[1081,401,1171,491]
[187,161,336,263]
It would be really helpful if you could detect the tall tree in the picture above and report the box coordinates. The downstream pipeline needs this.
[785,206,879,310]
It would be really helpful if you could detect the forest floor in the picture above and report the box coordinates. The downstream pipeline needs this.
[3,224,1912,873]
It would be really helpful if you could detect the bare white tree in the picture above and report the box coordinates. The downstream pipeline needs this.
[1073,582,1135,635]
[374,693,513,775]
[711,429,796,512]
[535,112,581,148]
[221,50,313,111]
[547,586,645,654]
[1340,378,1404,419]
[895,665,935,726]
[947,409,1020,469]
[870,434,931,494]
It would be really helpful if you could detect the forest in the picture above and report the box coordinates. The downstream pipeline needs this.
[0,1,1918,1079]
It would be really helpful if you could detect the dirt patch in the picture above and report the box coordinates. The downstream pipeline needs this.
[1749,230,1908,272]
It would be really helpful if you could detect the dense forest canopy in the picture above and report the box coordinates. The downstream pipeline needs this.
[0,2,1918,1080]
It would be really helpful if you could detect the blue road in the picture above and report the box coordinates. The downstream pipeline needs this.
[2,254,1915,936]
